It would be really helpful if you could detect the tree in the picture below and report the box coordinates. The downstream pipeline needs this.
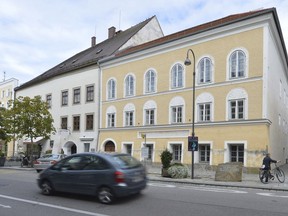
[3,96,56,159]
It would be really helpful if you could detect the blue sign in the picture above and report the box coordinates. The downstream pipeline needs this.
[188,136,198,151]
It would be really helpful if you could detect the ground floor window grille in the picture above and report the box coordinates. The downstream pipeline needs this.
[230,144,244,163]
[199,144,210,163]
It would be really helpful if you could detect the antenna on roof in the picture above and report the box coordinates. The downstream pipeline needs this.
[3,71,5,81]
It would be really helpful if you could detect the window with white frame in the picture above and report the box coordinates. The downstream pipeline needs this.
[198,103,211,122]
[169,97,185,124]
[107,113,115,127]
[226,88,247,120]
[198,57,212,84]
[123,144,132,155]
[46,94,52,108]
[107,79,116,99]
[61,90,68,106]
[171,63,184,89]
[145,69,156,93]
[125,74,135,97]
[145,144,153,160]
[73,88,80,104]
[171,144,182,161]
[230,144,244,163]
[125,111,134,126]
[171,106,183,123]
[229,50,246,79]
[145,109,155,125]
[199,144,210,163]
[229,99,244,120]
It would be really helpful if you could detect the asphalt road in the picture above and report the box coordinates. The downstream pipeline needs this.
[1,169,288,216]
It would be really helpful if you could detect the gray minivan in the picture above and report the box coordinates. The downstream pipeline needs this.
[37,152,147,204]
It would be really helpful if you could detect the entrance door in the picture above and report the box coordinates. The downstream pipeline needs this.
[104,141,115,152]
[71,144,77,154]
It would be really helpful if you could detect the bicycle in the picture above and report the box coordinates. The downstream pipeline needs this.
[259,162,285,184]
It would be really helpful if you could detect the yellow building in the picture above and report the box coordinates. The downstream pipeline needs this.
[98,8,288,169]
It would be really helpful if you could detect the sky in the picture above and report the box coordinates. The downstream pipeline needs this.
[1,0,288,85]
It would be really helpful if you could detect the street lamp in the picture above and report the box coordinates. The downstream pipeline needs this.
[184,49,196,179]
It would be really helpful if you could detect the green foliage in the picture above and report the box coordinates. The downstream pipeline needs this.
[168,163,189,179]
[3,96,56,143]
[0,107,10,143]
[45,150,52,154]
[0,150,5,157]
[160,149,173,169]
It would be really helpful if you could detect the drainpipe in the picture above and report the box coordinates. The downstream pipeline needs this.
[96,60,102,152]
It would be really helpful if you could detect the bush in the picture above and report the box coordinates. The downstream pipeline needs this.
[168,163,189,179]
[160,149,172,169]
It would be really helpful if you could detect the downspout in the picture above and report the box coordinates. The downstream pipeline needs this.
[96,60,102,152]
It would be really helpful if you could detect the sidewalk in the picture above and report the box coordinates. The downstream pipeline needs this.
[2,162,288,192]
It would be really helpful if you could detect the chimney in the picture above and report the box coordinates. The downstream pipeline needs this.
[108,26,116,39]
[91,36,96,47]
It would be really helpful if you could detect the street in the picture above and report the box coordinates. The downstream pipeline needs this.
[1,169,288,216]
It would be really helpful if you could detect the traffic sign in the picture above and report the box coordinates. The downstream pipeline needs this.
[188,136,198,151]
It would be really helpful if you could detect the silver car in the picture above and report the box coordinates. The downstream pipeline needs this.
[34,154,67,172]
[37,152,147,204]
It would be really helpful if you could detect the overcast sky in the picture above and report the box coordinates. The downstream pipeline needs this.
[1,0,288,85]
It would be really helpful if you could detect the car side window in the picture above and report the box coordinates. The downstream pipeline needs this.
[82,156,110,170]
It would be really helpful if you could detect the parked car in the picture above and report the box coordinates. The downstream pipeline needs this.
[37,152,147,204]
[34,154,67,172]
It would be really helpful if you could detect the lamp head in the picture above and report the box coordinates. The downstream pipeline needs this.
[184,58,191,66]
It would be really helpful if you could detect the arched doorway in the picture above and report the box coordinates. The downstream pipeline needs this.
[71,144,77,154]
[104,141,115,152]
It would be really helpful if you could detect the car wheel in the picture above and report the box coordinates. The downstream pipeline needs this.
[41,180,54,195]
[97,187,114,204]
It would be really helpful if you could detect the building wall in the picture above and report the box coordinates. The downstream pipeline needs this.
[99,25,286,168]
[15,65,100,156]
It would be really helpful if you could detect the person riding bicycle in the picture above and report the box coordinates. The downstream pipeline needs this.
[262,153,279,181]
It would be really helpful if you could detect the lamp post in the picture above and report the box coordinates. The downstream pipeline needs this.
[184,49,196,179]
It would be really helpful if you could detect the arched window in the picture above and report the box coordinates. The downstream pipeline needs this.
[125,74,135,97]
[198,57,212,84]
[143,100,157,125]
[107,79,116,99]
[169,96,185,124]
[226,88,248,120]
[123,103,135,126]
[171,63,184,89]
[145,69,156,93]
[196,92,214,122]
[229,50,246,79]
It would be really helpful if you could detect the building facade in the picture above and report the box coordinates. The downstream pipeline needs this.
[15,8,288,169]
[0,77,19,156]
[98,8,288,168]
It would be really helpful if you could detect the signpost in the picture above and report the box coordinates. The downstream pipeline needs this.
[188,136,198,179]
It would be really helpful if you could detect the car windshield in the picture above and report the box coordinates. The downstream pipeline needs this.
[112,155,142,169]
[41,154,59,159]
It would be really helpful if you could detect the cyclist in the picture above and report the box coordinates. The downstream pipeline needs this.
[262,153,279,182]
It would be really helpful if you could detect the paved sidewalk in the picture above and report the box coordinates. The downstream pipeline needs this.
[2,163,288,191]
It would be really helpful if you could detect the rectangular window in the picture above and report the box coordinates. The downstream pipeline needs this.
[73,88,80,104]
[84,143,90,152]
[198,103,211,121]
[145,109,155,125]
[61,117,68,129]
[86,114,94,130]
[145,144,153,160]
[73,116,80,131]
[172,144,182,161]
[46,94,52,108]
[86,85,94,102]
[124,144,132,155]
[229,99,244,120]
[199,144,210,163]
[125,111,134,126]
[61,90,68,106]
[107,113,115,127]
[230,144,244,163]
[171,106,183,123]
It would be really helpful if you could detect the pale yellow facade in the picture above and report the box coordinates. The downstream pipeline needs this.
[98,27,276,169]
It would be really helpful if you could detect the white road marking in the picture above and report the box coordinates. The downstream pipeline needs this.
[257,193,288,198]
[0,203,11,208]
[179,186,248,193]
[0,194,110,216]
[148,183,176,188]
